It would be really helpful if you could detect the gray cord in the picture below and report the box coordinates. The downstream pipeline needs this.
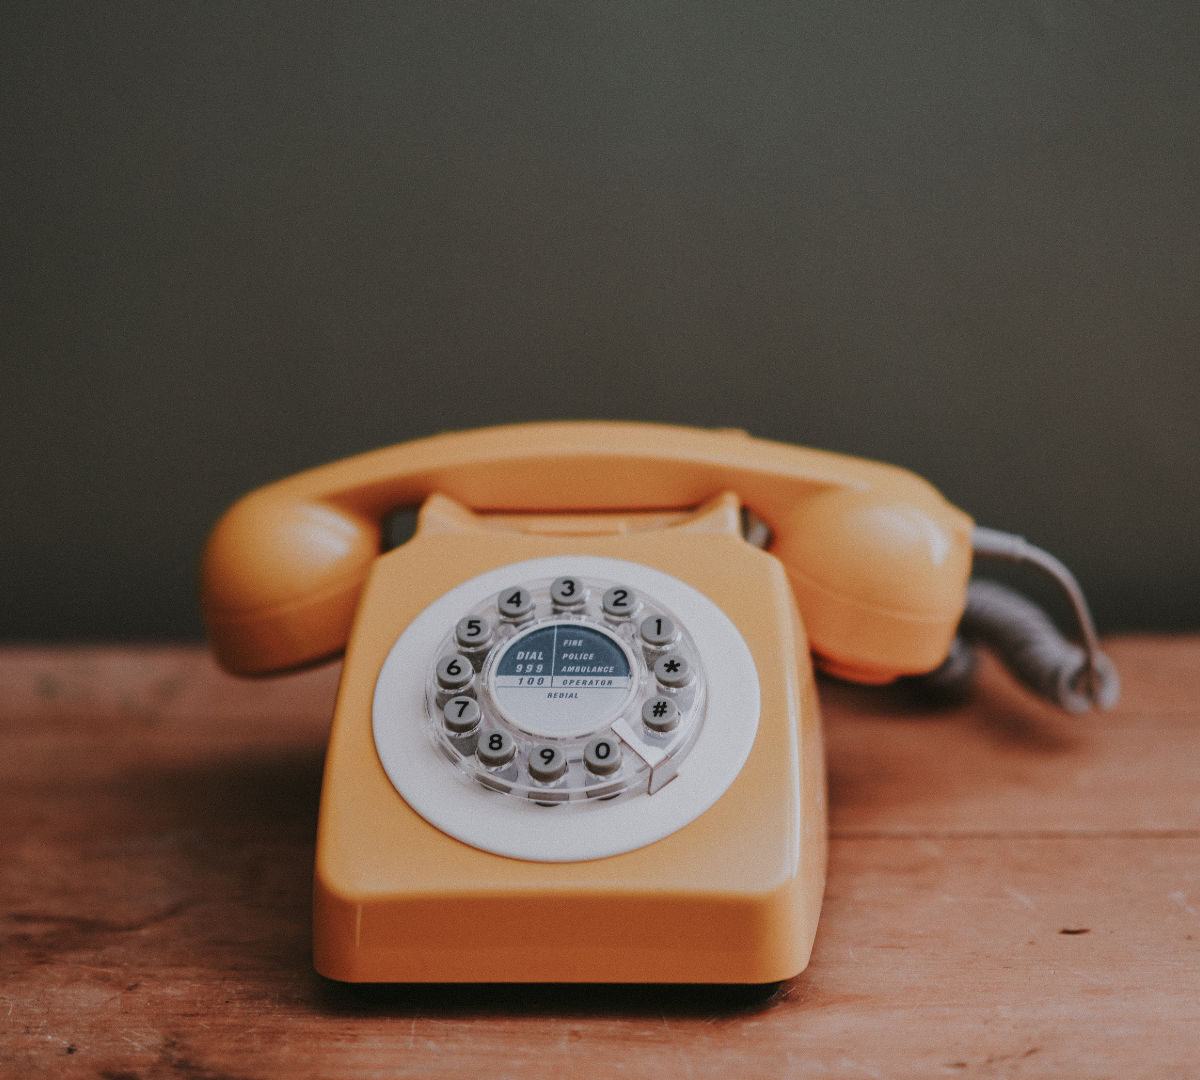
[966,526,1120,711]
[958,579,1120,712]
[743,506,1118,712]
[912,635,979,703]
[971,527,1105,670]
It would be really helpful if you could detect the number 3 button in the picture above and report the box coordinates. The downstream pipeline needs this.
[550,576,585,608]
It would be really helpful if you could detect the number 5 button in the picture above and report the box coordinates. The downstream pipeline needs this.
[455,615,492,649]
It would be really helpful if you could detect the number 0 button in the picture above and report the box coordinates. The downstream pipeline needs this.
[477,730,516,767]
[584,736,622,776]
[528,744,567,782]
[498,587,533,619]
[436,654,474,691]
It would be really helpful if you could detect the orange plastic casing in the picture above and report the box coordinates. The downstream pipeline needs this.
[199,422,974,983]
[201,422,974,685]
[311,495,824,982]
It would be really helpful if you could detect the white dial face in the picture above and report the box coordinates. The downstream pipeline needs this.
[372,556,760,862]
[488,621,636,738]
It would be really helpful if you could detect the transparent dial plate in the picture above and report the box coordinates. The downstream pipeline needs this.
[426,577,707,804]
[372,556,760,862]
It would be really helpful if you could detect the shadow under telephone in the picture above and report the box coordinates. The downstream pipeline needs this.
[201,422,1117,984]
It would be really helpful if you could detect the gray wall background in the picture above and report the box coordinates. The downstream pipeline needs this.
[3,2,1198,642]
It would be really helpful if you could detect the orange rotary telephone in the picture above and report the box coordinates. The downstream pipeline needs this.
[201,422,1117,983]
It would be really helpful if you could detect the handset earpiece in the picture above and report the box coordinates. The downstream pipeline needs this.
[201,491,379,675]
[769,487,974,684]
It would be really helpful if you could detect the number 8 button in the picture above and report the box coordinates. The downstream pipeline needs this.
[477,730,515,767]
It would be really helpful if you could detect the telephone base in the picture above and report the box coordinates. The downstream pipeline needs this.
[311,525,827,984]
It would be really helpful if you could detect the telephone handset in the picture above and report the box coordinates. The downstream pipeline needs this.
[201,422,1116,983]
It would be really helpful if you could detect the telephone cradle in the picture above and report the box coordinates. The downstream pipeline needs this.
[200,422,1118,984]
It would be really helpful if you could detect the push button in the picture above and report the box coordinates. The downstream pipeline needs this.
[602,586,637,619]
[435,654,474,691]
[527,744,568,782]
[550,576,586,609]
[477,729,516,767]
[584,736,622,775]
[442,696,480,734]
[641,695,680,732]
[640,614,677,647]
[654,653,692,688]
[497,587,534,620]
[455,615,492,650]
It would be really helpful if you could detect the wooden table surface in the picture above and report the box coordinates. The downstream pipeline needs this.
[3,636,1197,1079]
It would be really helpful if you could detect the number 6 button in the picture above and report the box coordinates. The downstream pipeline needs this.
[435,654,474,691]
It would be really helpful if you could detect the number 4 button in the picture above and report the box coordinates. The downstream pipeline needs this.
[498,587,533,619]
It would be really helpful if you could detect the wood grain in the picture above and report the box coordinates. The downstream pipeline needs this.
[2,636,1197,1079]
